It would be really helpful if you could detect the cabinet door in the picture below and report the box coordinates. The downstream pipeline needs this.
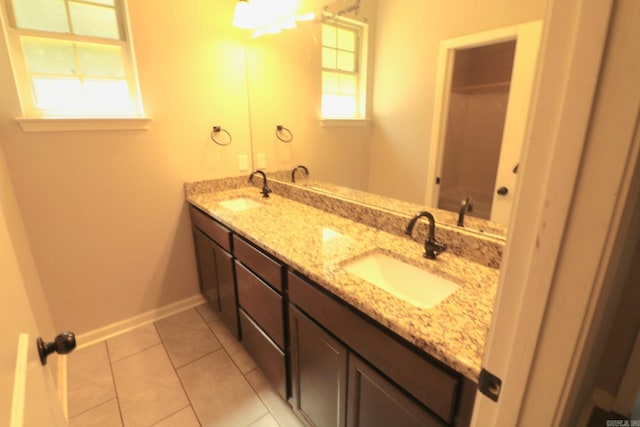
[213,244,239,338]
[193,227,219,310]
[347,355,445,427]
[290,305,348,427]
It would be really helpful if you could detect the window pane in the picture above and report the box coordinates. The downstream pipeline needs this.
[84,79,131,109]
[339,74,357,95]
[322,94,356,117]
[77,43,124,78]
[337,28,355,51]
[22,37,76,75]
[69,2,120,39]
[322,24,336,48]
[322,48,336,69]
[12,0,69,33]
[337,51,355,72]
[32,77,83,109]
[322,71,339,94]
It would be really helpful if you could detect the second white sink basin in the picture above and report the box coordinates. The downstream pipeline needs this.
[343,252,460,309]
[219,198,263,212]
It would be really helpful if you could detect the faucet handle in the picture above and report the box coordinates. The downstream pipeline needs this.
[425,239,446,259]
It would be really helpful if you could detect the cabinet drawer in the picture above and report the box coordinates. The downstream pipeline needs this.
[233,235,283,292]
[189,205,231,251]
[239,308,287,400]
[289,272,460,424]
[236,261,285,349]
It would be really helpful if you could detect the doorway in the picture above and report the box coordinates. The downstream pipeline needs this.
[425,21,543,225]
[437,41,516,219]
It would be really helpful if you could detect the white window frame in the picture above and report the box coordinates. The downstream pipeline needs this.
[320,14,369,123]
[0,0,149,131]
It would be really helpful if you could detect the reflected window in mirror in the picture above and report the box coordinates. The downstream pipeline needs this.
[321,17,368,119]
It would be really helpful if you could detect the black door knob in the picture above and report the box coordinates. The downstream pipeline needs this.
[37,331,76,365]
[497,186,509,196]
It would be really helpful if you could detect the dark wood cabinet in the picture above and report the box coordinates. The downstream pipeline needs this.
[190,206,239,338]
[290,305,348,427]
[347,355,445,427]
[233,235,288,400]
[188,203,476,426]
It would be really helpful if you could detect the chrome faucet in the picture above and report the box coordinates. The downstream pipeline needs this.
[291,165,309,183]
[405,211,447,259]
[457,197,473,227]
[248,170,272,198]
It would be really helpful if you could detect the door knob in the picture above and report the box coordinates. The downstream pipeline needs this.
[497,186,509,196]
[37,332,76,365]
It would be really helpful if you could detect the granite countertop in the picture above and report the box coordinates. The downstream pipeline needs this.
[187,186,500,382]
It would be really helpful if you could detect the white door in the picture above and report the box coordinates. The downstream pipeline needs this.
[425,21,543,225]
[0,202,66,426]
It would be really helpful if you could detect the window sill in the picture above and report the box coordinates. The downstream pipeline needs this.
[15,117,152,133]
[320,118,371,128]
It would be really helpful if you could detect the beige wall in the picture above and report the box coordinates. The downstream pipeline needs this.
[0,0,252,334]
[369,0,546,204]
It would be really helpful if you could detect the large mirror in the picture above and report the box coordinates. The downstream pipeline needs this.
[245,0,547,237]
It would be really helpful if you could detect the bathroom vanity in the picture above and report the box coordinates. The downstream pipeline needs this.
[185,178,502,426]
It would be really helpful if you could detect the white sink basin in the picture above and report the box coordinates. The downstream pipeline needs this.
[343,252,460,309]
[218,198,263,212]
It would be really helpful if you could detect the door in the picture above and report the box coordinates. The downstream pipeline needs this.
[1,202,66,425]
[425,21,543,225]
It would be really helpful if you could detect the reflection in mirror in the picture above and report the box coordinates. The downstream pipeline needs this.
[245,0,546,238]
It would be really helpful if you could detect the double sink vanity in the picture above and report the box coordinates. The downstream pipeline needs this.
[184,173,504,426]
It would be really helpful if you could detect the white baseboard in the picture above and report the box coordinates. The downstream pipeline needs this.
[75,294,206,350]
[577,388,616,426]
[593,388,616,411]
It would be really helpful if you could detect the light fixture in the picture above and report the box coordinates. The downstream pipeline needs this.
[233,0,253,29]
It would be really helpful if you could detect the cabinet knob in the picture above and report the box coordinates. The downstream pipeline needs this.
[37,331,76,365]
[496,186,509,196]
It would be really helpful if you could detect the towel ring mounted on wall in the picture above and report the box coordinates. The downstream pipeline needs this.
[275,125,293,143]
[210,126,232,146]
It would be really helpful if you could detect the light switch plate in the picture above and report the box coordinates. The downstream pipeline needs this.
[238,154,248,171]
[257,153,266,169]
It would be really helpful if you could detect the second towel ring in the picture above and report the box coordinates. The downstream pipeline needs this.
[275,125,293,143]
[210,126,232,146]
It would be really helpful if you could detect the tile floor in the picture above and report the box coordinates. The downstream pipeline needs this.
[66,304,304,427]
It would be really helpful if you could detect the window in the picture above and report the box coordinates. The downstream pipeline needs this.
[1,0,143,118]
[321,18,367,119]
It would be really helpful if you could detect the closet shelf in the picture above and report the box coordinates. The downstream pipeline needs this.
[451,81,511,93]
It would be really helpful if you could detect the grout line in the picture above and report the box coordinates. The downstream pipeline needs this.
[153,321,204,427]
[243,370,284,427]
[148,404,193,427]
[104,340,126,427]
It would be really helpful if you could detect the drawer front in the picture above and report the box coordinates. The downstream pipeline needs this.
[233,235,283,291]
[289,272,460,424]
[236,261,285,349]
[189,205,231,251]
[239,309,287,400]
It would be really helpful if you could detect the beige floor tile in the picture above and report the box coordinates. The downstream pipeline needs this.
[68,399,122,427]
[195,302,219,323]
[67,342,116,417]
[249,413,281,427]
[246,368,304,427]
[152,406,200,427]
[155,308,222,368]
[107,323,161,362]
[207,319,257,374]
[112,344,189,427]
[178,349,267,427]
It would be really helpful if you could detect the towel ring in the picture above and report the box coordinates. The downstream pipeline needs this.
[275,125,293,143]
[210,126,232,146]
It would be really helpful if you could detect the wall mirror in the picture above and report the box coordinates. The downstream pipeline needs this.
[244,0,546,238]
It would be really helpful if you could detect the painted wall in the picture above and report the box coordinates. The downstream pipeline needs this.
[0,0,252,334]
[368,0,546,204]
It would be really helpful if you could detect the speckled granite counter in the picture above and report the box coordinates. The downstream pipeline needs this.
[186,183,500,382]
